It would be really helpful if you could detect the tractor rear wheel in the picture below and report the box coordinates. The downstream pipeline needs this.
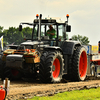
[70,46,87,81]
[39,51,64,83]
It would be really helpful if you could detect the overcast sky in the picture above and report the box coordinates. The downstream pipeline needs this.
[0,0,100,45]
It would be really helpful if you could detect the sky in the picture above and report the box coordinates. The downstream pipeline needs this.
[0,0,100,45]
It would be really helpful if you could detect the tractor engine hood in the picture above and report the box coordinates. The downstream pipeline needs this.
[21,40,44,46]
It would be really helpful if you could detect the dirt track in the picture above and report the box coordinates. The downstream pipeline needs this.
[1,78,100,100]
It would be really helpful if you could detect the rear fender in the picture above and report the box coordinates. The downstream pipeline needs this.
[44,46,63,53]
[61,40,81,55]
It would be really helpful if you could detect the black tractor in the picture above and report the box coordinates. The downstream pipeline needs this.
[1,14,87,83]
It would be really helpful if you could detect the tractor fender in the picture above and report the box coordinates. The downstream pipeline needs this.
[61,40,81,55]
[44,46,62,53]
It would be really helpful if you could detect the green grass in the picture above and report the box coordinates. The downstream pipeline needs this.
[28,87,100,100]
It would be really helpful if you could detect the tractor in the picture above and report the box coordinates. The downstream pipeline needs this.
[0,14,87,83]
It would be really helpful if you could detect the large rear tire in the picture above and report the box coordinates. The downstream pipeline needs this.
[69,46,87,81]
[39,51,64,83]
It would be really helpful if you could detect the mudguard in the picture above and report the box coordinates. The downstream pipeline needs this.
[61,40,81,55]
[43,40,81,55]
[44,46,62,52]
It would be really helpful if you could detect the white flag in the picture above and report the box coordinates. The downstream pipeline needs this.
[0,36,3,51]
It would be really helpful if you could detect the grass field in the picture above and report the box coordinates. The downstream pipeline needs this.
[28,87,100,100]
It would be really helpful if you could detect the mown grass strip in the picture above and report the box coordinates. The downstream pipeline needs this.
[28,87,100,100]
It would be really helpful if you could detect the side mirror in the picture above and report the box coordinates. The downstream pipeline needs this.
[66,25,71,32]
[19,25,22,31]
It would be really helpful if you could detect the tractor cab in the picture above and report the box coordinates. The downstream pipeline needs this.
[19,14,71,47]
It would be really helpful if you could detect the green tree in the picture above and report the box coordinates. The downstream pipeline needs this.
[22,27,32,39]
[0,25,37,45]
[71,34,90,45]
[2,26,33,45]
[0,26,3,33]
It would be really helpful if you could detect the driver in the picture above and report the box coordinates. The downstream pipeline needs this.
[46,25,56,39]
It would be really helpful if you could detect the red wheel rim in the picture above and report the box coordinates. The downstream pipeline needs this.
[11,70,19,76]
[52,58,60,78]
[79,51,87,78]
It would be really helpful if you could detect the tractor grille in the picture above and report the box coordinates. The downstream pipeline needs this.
[14,50,25,55]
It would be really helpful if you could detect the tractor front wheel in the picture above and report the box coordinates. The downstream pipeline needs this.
[39,51,64,83]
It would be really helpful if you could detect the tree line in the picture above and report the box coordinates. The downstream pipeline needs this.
[0,26,33,45]
[0,26,90,46]
[71,34,89,45]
